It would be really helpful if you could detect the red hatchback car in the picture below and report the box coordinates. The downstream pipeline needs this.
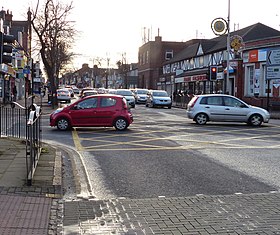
[50,94,133,131]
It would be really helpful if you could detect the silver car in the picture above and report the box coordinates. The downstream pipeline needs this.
[187,94,270,126]
[134,88,149,104]
[116,89,135,108]
[146,90,172,109]
[56,88,72,103]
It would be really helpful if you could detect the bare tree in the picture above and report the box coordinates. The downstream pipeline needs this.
[116,57,128,89]
[30,0,76,106]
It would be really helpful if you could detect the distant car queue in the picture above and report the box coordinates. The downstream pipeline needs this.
[50,86,270,131]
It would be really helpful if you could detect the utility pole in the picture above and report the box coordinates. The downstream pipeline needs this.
[225,0,231,94]
[122,52,127,89]
[90,58,94,87]
[106,54,110,89]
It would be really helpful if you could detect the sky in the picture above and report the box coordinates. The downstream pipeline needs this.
[1,0,280,69]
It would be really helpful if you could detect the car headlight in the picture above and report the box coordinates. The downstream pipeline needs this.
[264,110,270,115]
[53,108,63,115]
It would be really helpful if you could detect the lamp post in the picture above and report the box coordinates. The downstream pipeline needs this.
[225,0,231,94]
[211,0,231,94]
[90,58,94,87]
[106,55,110,89]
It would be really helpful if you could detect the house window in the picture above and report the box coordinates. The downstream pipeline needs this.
[165,50,173,60]
[199,56,204,67]
[146,51,149,63]
[245,63,273,97]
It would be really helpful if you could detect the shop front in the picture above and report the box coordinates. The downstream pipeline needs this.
[173,73,208,107]
[0,64,17,104]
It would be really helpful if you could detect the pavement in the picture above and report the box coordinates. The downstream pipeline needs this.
[0,97,280,235]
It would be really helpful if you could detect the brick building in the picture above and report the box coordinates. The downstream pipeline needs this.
[159,23,280,109]
[138,33,187,93]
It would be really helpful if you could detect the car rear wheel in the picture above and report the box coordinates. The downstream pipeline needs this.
[194,113,208,125]
[57,118,70,130]
[248,114,263,126]
[114,118,128,131]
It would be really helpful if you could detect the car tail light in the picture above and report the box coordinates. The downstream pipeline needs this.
[189,96,198,108]
[122,98,128,110]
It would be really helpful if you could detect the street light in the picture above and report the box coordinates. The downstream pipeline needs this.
[225,0,231,94]
[106,54,110,89]
[211,0,231,94]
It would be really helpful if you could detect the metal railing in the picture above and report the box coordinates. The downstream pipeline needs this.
[26,104,42,186]
[0,102,42,185]
[0,103,27,138]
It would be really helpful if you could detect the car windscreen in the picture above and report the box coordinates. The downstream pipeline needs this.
[57,89,69,94]
[117,90,133,96]
[153,91,168,97]
[136,90,148,94]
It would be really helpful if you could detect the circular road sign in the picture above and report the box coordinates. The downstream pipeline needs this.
[211,18,228,35]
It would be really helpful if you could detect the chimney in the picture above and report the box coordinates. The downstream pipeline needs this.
[5,10,13,22]
[155,28,161,42]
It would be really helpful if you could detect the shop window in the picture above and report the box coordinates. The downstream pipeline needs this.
[245,65,254,96]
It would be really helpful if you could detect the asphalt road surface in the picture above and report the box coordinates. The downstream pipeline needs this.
[42,105,280,200]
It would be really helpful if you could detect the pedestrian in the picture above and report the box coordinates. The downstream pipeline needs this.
[13,86,17,101]
[173,90,177,101]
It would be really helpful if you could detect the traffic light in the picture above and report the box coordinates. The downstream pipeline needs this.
[0,32,15,64]
[210,66,217,80]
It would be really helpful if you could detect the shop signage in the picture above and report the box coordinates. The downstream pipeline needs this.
[243,49,267,63]
[23,68,30,74]
[33,77,41,82]
[0,64,8,73]
[175,74,207,83]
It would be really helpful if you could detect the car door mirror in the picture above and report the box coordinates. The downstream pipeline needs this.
[72,105,79,110]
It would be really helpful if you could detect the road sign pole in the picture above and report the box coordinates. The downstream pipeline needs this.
[267,80,270,111]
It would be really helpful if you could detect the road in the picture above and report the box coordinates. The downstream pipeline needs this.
[42,104,280,200]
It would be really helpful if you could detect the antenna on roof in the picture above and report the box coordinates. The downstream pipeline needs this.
[142,27,147,44]
[234,23,239,31]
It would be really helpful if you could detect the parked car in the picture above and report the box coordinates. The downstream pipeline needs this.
[56,88,72,103]
[107,89,117,94]
[134,88,149,104]
[116,89,136,108]
[146,90,172,109]
[186,94,270,126]
[80,90,98,99]
[71,86,80,95]
[50,94,133,131]
[80,87,96,98]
